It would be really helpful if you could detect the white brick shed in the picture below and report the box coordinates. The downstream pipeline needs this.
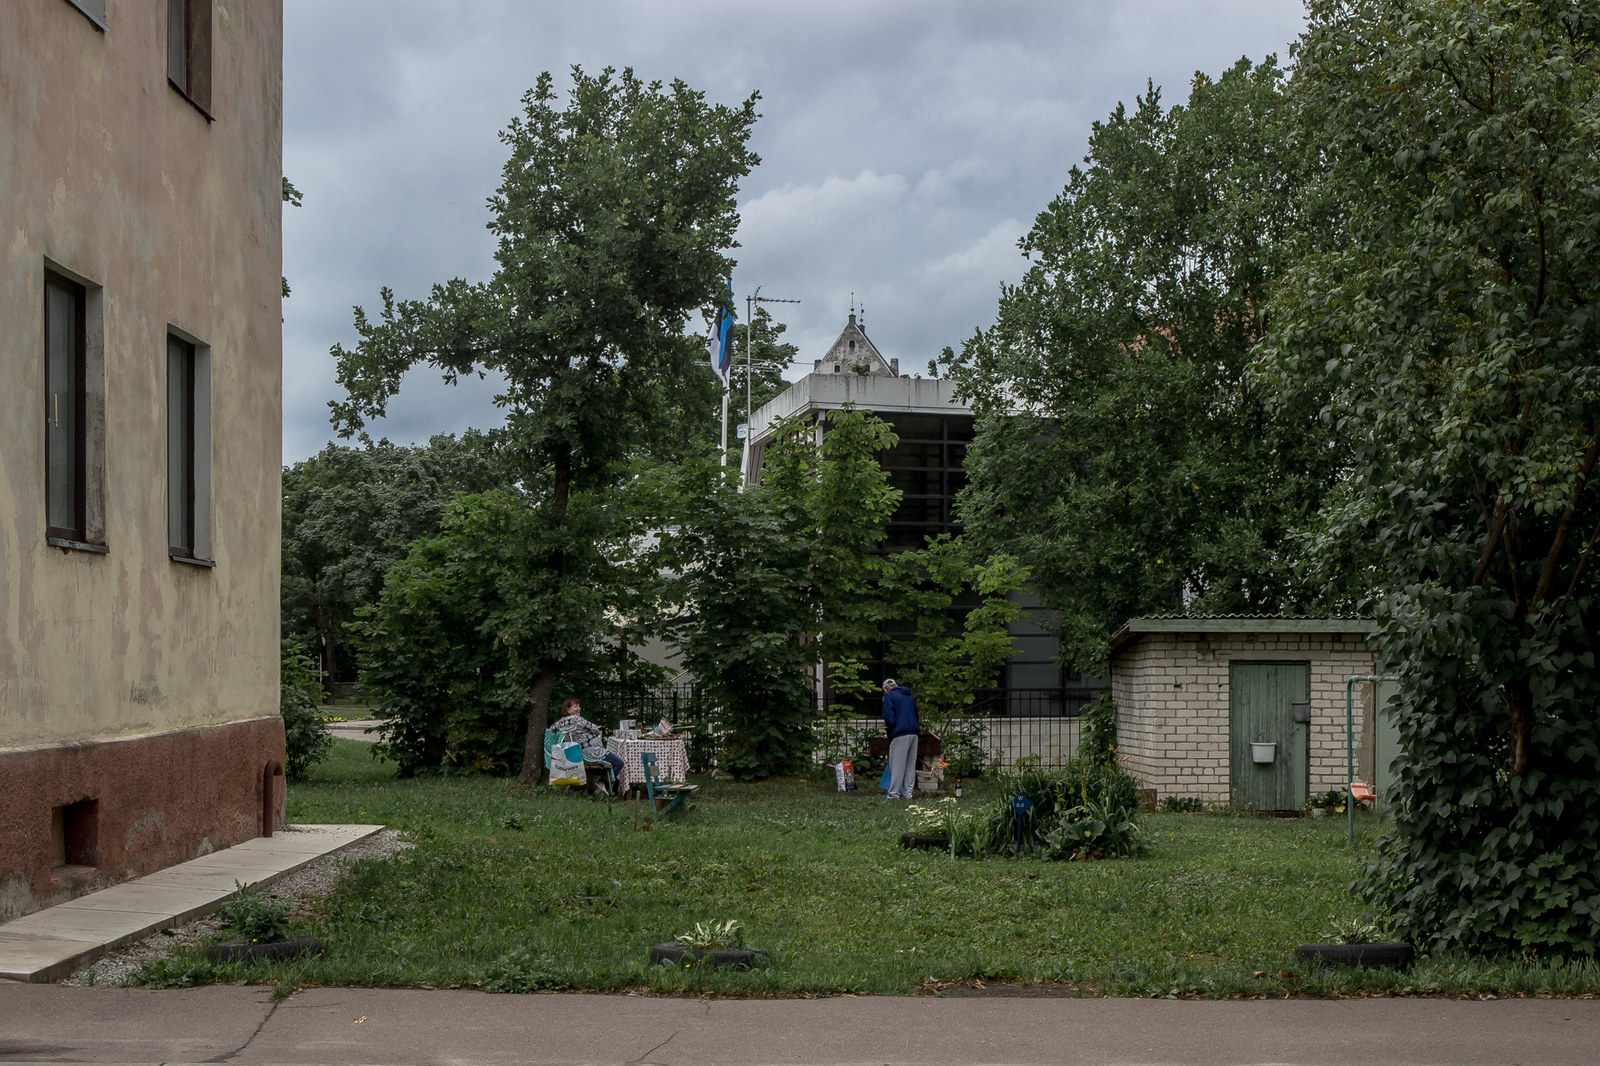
[1109,617,1377,809]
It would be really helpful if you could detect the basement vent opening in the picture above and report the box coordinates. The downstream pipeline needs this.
[50,799,99,868]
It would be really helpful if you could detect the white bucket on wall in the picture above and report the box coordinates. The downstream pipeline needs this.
[1251,742,1277,764]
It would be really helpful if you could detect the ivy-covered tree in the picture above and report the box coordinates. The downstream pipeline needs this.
[329,67,759,782]
[943,57,1344,671]
[281,432,501,699]
[1258,0,1600,953]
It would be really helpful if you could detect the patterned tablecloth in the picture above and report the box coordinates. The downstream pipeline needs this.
[605,736,689,790]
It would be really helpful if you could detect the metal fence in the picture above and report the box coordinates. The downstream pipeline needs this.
[581,683,1086,773]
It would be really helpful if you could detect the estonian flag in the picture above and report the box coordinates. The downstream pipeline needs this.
[707,292,734,386]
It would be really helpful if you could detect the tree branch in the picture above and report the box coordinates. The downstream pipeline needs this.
[1534,429,1600,604]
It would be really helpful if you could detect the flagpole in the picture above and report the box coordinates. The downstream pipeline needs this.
[719,388,729,466]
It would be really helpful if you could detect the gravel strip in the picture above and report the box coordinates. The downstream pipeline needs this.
[60,827,410,987]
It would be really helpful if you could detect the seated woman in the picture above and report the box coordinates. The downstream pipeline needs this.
[551,698,627,793]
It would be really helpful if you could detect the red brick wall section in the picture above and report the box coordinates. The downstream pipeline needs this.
[0,716,287,920]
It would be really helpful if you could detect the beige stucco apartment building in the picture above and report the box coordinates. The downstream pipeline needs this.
[1,0,285,918]
[1110,617,1378,809]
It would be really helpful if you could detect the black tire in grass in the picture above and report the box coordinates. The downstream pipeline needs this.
[206,936,325,963]
[649,943,767,969]
[900,833,950,850]
[1294,942,1414,969]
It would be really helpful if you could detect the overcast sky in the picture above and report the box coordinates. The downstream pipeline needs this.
[281,0,1308,464]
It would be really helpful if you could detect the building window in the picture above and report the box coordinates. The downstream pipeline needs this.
[167,334,213,564]
[45,274,87,543]
[167,0,212,115]
[63,0,108,32]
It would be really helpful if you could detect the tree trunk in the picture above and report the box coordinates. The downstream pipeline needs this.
[517,661,561,784]
[517,440,574,784]
[320,606,338,704]
[1506,676,1532,779]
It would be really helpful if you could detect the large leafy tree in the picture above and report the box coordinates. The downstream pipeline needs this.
[649,408,899,778]
[281,432,501,698]
[330,67,759,782]
[354,489,618,776]
[943,58,1343,670]
[1258,0,1600,952]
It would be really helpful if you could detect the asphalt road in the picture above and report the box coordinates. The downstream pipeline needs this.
[0,984,1595,1065]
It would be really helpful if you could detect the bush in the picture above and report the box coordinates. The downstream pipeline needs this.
[1081,693,1117,769]
[281,639,332,781]
[217,880,291,944]
[912,758,1147,859]
[941,716,994,778]
[1159,796,1205,814]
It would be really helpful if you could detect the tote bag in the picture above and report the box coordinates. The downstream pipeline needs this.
[549,741,587,786]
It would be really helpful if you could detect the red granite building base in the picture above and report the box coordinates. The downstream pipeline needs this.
[0,716,286,920]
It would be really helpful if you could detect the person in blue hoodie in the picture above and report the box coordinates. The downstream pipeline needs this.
[881,678,920,800]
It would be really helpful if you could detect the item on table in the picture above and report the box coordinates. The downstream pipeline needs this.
[650,718,675,737]
[834,760,856,793]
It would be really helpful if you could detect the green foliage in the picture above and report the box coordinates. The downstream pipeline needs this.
[282,432,503,689]
[1159,796,1205,814]
[940,716,994,778]
[218,881,292,944]
[944,56,1347,671]
[914,760,1145,859]
[1319,914,1396,947]
[1259,0,1600,955]
[675,919,745,950]
[874,535,1026,731]
[125,957,222,989]
[649,408,900,779]
[330,67,760,782]
[1080,693,1117,770]
[356,489,636,776]
[1043,785,1149,861]
[280,639,331,781]
[481,947,562,992]
[274,743,1600,996]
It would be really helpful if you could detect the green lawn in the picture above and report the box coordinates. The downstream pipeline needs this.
[169,739,1599,997]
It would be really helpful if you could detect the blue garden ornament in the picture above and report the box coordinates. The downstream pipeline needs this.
[1011,794,1033,854]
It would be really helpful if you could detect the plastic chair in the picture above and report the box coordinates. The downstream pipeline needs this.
[641,751,698,813]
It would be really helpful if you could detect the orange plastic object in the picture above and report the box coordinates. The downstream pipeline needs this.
[1349,780,1377,804]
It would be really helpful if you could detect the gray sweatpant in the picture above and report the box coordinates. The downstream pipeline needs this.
[886,734,919,799]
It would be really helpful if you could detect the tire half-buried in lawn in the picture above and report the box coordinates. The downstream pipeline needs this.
[1294,942,1414,969]
[205,936,325,963]
[649,943,767,969]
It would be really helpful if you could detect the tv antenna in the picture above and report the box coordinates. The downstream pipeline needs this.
[735,286,800,481]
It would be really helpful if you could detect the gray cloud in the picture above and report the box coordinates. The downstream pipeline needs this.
[282,0,1307,462]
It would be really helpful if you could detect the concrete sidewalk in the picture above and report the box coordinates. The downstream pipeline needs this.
[0,984,1595,1065]
[0,824,382,983]
[326,720,383,743]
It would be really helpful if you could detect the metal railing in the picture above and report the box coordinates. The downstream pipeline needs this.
[577,683,1088,773]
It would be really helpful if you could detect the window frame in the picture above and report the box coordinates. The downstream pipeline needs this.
[44,272,88,545]
[166,0,213,119]
[166,329,214,567]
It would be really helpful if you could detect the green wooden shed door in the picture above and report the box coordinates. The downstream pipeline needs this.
[1229,662,1310,811]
